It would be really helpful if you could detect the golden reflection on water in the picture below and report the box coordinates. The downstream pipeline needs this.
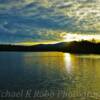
[23,52,100,92]
[23,52,65,71]
[23,52,83,76]
[23,52,100,77]
[64,53,72,74]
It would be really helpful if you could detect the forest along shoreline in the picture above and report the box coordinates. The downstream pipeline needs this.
[0,41,100,54]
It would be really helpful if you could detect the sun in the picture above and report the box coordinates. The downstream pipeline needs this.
[63,33,100,42]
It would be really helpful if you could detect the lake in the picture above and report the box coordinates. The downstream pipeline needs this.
[0,52,100,100]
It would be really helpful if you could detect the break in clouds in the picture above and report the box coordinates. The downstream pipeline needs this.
[0,0,100,42]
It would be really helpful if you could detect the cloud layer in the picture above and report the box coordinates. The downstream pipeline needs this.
[0,0,100,43]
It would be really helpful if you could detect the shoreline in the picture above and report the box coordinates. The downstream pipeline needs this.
[0,41,100,54]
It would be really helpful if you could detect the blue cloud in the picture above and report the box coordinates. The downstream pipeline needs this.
[0,0,99,43]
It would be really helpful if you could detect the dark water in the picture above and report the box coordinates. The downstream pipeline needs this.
[0,52,100,100]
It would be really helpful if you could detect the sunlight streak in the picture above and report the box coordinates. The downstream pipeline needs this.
[64,53,72,74]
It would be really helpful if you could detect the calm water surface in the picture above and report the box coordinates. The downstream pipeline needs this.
[0,52,100,100]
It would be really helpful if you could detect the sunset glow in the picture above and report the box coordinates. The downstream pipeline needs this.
[63,33,100,42]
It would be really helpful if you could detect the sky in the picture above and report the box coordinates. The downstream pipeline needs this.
[0,0,100,43]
